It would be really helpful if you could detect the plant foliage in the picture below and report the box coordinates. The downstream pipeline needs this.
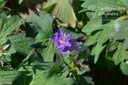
[0,0,128,85]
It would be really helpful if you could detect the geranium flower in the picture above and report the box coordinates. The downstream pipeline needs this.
[51,29,83,54]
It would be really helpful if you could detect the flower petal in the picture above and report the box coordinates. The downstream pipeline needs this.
[57,29,64,38]
[75,42,83,45]
[61,47,70,54]
[56,42,65,51]
[64,41,71,47]
[51,33,58,42]
[66,34,73,40]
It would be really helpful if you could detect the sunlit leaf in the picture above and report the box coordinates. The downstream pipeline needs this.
[37,41,55,62]
[82,18,102,35]
[110,19,128,50]
[30,71,74,85]
[43,0,77,28]
[107,40,119,51]
[26,11,53,39]
[0,13,21,45]
[91,44,106,63]
[18,0,23,4]
[113,43,127,65]
[26,11,55,62]
[81,0,127,16]
[0,70,20,84]
[84,32,100,46]
[120,62,128,75]
[97,21,114,44]
[8,33,34,55]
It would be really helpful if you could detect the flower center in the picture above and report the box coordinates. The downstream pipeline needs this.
[60,37,65,43]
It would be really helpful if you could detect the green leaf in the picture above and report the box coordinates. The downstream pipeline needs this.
[26,11,53,40]
[29,58,74,85]
[91,44,106,63]
[30,71,74,85]
[18,0,23,4]
[16,49,35,70]
[81,0,128,65]
[1,55,11,62]
[0,13,7,32]
[61,27,84,39]
[77,45,90,59]
[81,0,127,21]
[111,19,128,50]
[43,0,77,28]
[83,76,94,85]
[84,32,100,46]
[0,13,21,45]
[112,29,128,50]
[97,21,114,44]
[8,33,34,55]
[26,11,56,62]
[37,41,55,62]
[0,70,20,84]
[81,0,127,14]
[120,0,128,6]
[0,1,7,13]
[1,15,21,37]
[76,76,94,85]
[95,0,126,12]
[113,43,126,65]
[107,40,119,51]
[12,73,32,85]
[120,62,128,75]
[81,0,96,9]
[82,18,102,35]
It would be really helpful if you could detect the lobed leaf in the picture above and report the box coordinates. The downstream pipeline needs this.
[8,33,34,55]
[0,13,21,45]
[26,11,55,62]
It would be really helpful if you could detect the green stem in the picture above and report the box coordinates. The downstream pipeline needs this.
[65,52,70,58]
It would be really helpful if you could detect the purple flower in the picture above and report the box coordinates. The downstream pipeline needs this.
[51,29,83,54]
[69,38,83,51]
